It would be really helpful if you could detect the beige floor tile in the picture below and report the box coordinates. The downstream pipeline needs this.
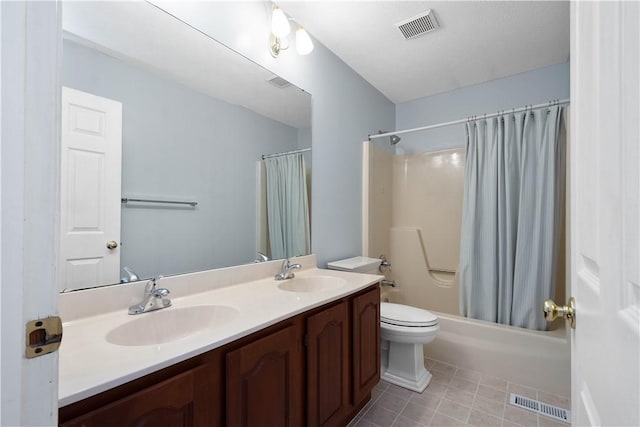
[425,358,436,369]
[431,360,458,376]
[479,374,507,391]
[410,391,442,410]
[449,377,479,394]
[386,383,418,400]
[506,383,537,400]
[378,390,412,413]
[537,391,570,409]
[471,396,504,418]
[355,418,383,427]
[467,409,502,427]
[431,369,455,383]
[453,368,481,383]
[476,385,507,403]
[400,402,437,424]
[429,412,465,427]
[364,402,402,426]
[538,414,571,427]
[503,405,538,427]
[436,399,471,423]
[392,415,428,427]
[423,379,449,397]
[444,387,476,408]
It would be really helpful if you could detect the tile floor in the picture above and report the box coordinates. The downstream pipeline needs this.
[349,358,570,427]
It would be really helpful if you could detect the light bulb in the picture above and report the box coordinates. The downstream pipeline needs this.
[295,26,314,55]
[271,6,290,38]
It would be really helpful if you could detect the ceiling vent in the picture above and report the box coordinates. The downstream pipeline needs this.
[266,75,291,89]
[396,9,440,40]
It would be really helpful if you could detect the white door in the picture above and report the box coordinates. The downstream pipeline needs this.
[570,1,639,426]
[60,87,122,291]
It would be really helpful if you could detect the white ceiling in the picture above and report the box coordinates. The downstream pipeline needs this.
[62,2,311,129]
[281,1,570,104]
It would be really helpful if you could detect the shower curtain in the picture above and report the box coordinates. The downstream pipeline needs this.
[459,106,565,330]
[264,153,310,260]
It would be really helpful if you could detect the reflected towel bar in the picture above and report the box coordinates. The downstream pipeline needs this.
[121,197,198,207]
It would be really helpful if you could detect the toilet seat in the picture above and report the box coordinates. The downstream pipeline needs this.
[381,302,438,327]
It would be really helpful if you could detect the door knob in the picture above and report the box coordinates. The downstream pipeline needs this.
[106,240,118,250]
[543,297,576,329]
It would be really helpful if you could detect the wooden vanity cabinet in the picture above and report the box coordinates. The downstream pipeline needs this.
[352,285,381,405]
[59,363,217,427]
[226,324,303,426]
[59,284,380,427]
[306,300,350,427]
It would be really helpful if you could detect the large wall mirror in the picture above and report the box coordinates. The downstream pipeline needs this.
[60,2,312,292]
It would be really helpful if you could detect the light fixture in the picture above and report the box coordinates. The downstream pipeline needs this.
[271,6,290,38]
[270,5,314,58]
[295,26,313,55]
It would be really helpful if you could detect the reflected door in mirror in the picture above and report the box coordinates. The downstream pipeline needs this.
[59,87,122,291]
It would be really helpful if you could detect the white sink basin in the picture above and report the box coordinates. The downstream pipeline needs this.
[277,276,347,293]
[106,305,238,346]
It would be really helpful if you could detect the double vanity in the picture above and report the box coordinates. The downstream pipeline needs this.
[58,255,382,426]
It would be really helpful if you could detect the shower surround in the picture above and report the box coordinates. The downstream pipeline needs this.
[362,141,570,395]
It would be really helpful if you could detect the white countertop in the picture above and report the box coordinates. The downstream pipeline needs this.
[58,263,381,407]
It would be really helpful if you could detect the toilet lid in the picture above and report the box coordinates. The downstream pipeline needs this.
[381,302,439,327]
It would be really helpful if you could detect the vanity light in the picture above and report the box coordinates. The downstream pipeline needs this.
[271,6,290,38]
[270,5,314,58]
[295,26,314,55]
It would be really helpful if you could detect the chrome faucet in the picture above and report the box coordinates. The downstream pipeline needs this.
[254,252,269,263]
[275,259,301,280]
[128,276,171,315]
[120,266,139,283]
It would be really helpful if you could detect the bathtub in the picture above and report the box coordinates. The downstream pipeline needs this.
[424,311,571,396]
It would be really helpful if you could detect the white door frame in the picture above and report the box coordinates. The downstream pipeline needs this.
[1,1,61,426]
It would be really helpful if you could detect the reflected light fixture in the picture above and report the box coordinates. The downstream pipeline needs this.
[270,5,314,58]
[295,25,313,55]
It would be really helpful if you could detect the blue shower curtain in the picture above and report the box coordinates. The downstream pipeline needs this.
[264,153,310,260]
[459,106,565,330]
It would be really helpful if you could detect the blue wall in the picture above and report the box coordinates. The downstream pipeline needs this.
[153,1,396,266]
[395,62,570,153]
[63,39,300,280]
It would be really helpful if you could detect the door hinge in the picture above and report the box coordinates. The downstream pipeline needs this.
[25,316,63,359]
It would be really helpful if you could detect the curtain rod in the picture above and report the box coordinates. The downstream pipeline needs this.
[368,98,570,141]
[262,147,311,160]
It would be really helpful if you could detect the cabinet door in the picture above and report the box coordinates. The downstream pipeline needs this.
[352,286,381,405]
[60,368,197,427]
[306,301,349,427]
[226,324,302,427]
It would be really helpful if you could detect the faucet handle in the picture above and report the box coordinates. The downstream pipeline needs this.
[145,275,164,293]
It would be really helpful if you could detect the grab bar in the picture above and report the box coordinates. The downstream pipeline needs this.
[121,197,198,207]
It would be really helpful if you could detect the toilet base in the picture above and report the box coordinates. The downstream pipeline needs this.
[381,366,432,393]
[380,341,432,393]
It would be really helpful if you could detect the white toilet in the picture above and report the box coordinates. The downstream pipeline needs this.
[327,256,440,393]
[380,302,439,392]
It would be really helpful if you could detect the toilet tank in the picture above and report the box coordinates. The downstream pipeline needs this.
[327,256,382,274]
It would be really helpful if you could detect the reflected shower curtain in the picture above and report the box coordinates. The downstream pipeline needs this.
[264,153,310,260]
[459,106,565,330]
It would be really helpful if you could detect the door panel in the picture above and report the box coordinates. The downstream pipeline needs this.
[570,2,640,425]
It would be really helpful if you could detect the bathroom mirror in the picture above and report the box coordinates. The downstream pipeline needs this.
[60,2,312,292]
